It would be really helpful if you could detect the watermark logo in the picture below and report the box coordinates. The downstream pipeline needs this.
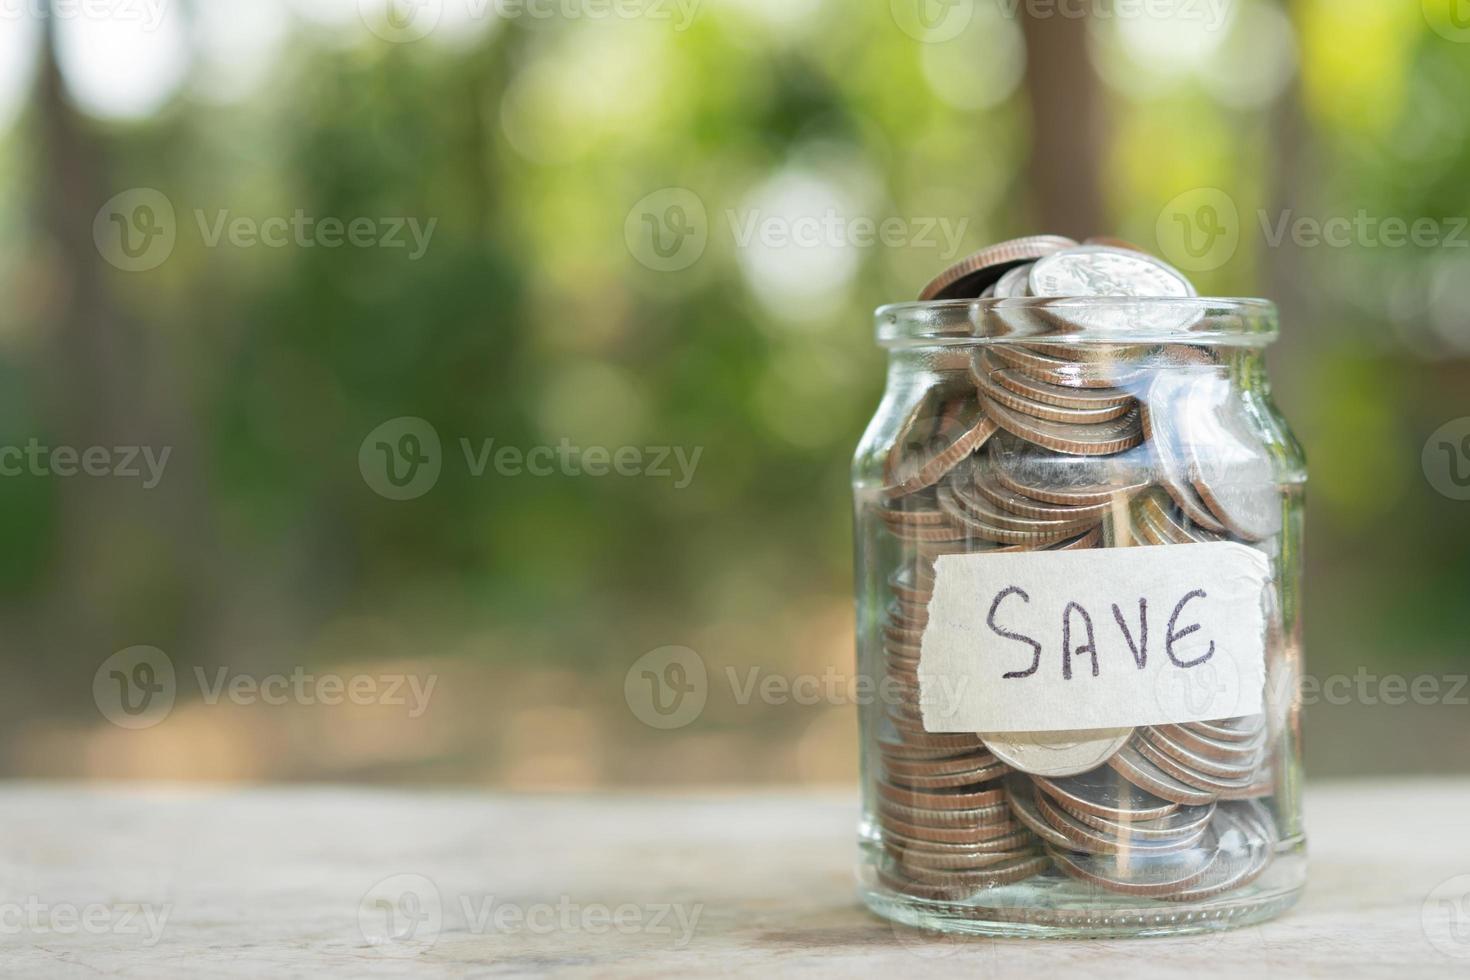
[726,209,969,260]
[624,646,707,729]
[890,0,974,43]
[1156,187,1240,273]
[1423,874,1470,959]
[622,652,975,730]
[94,189,177,273]
[360,874,443,956]
[360,421,702,499]
[93,646,176,730]
[1424,418,1470,501]
[0,898,171,946]
[1425,0,1470,43]
[0,0,170,30]
[992,0,1231,30]
[360,417,443,501]
[95,190,437,273]
[625,188,708,273]
[1158,188,1470,270]
[93,647,439,728]
[0,440,170,488]
[360,0,701,41]
[360,0,443,42]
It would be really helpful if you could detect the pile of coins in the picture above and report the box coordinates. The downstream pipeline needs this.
[872,236,1284,905]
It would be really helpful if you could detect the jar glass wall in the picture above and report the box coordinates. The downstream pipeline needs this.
[852,299,1306,938]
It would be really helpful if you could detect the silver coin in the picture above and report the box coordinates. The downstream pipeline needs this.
[1139,372,1228,532]
[1058,797,1216,842]
[980,729,1133,778]
[1034,787,1208,856]
[1137,726,1261,781]
[1156,803,1272,902]
[993,263,1034,299]
[1179,373,1282,541]
[1107,744,1217,806]
[1047,825,1220,898]
[1030,247,1197,300]
[988,435,1152,507]
[1034,767,1179,820]
[1028,246,1201,336]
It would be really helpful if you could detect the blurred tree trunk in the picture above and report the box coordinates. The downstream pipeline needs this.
[30,5,215,723]
[1020,9,1107,238]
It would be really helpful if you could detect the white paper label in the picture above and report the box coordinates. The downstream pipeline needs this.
[917,543,1270,733]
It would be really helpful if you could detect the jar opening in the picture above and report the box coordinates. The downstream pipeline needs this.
[875,297,1278,349]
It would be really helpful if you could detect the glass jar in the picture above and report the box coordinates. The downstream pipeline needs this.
[851,297,1305,938]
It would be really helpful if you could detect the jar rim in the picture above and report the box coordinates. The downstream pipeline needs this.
[874,297,1278,348]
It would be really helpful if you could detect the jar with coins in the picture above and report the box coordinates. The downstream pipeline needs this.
[851,237,1306,937]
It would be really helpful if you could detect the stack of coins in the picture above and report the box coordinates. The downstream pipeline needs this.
[872,237,1282,904]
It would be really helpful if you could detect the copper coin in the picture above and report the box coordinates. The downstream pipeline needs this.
[883,827,1037,856]
[884,751,1002,780]
[976,350,1135,412]
[935,482,1088,545]
[1130,487,1224,545]
[876,856,1050,899]
[973,353,1134,425]
[943,465,1100,535]
[982,395,1144,457]
[886,761,1010,790]
[894,853,1050,888]
[918,235,1077,301]
[877,738,973,761]
[883,389,998,499]
[890,846,1043,873]
[987,343,1137,389]
[878,781,1006,811]
[880,816,1021,846]
[878,798,1013,829]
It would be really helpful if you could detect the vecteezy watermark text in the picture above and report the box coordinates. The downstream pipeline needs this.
[358,873,702,955]
[0,0,168,29]
[623,647,972,730]
[1156,187,1470,272]
[724,209,970,259]
[358,0,703,43]
[359,417,703,500]
[94,189,438,273]
[460,438,701,487]
[995,0,1230,30]
[0,440,170,489]
[93,646,438,729]
[0,898,171,946]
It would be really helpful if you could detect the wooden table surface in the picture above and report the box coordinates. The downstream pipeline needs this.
[4,780,1468,978]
